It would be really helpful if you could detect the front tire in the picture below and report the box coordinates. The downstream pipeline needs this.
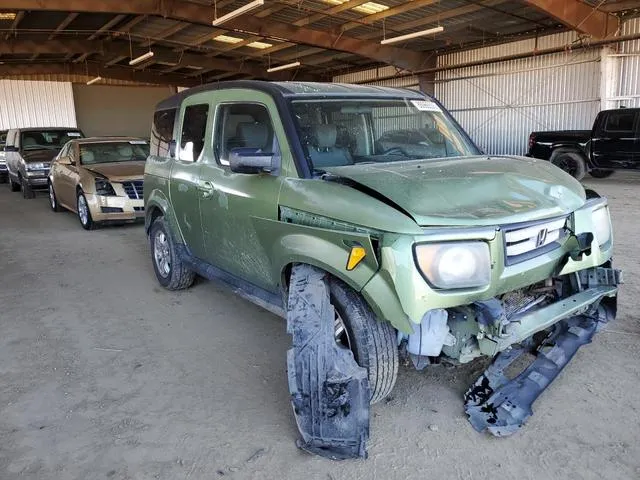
[589,169,615,179]
[329,278,398,404]
[9,176,20,192]
[21,177,35,199]
[77,192,95,230]
[550,151,587,180]
[49,182,63,212]
[149,217,195,290]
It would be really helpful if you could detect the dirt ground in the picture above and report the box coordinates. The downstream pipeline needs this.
[0,175,638,480]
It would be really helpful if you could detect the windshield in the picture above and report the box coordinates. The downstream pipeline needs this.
[291,98,479,171]
[21,130,83,150]
[79,141,149,165]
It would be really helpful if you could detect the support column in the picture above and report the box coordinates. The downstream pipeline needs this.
[417,54,438,96]
[600,46,620,110]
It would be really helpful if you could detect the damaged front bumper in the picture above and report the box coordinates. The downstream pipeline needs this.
[477,282,618,356]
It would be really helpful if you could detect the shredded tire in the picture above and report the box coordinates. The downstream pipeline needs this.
[150,216,195,291]
[329,278,398,404]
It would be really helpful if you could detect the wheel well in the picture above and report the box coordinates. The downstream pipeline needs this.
[147,206,164,232]
[551,147,585,160]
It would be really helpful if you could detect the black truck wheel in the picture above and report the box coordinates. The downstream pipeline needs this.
[550,151,587,180]
[589,169,615,179]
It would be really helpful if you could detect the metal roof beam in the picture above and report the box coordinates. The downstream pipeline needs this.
[0,0,429,71]
[0,38,316,80]
[524,0,619,38]
[0,62,198,86]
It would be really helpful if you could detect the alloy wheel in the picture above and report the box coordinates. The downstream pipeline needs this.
[78,195,89,226]
[153,231,171,278]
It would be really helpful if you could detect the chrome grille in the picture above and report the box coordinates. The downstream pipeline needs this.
[504,217,568,263]
[122,180,143,199]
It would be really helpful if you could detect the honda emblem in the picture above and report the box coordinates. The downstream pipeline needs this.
[535,228,548,248]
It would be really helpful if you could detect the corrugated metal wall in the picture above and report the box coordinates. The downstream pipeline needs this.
[334,19,640,156]
[435,32,601,155]
[616,17,640,108]
[0,80,77,130]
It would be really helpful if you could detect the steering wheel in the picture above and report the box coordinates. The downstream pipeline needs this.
[381,146,409,157]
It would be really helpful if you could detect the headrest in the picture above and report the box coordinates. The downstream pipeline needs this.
[117,144,133,157]
[236,122,269,149]
[81,150,95,163]
[312,124,337,149]
[23,136,38,147]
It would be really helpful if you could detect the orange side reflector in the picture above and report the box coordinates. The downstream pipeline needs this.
[347,246,366,271]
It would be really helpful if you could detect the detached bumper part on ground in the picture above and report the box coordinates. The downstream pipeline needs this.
[465,265,621,436]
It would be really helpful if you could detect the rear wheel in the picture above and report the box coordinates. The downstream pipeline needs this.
[328,278,398,404]
[550,151,587,180]
[149,217,195,290]
[589,169,614,179]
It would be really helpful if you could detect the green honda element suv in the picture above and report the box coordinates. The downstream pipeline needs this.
[144,81,620,459]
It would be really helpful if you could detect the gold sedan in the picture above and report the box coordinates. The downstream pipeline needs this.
[48,137,149,230]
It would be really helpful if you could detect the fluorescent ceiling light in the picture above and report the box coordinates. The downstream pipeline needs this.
[380,26,444,45]
[213,34,243,44]
[212,0,264,26]
[247,41,272,49]
[86,76,102,85]
[267,61,300,73]
[323,0,388,15]
[129,51,154,66]
[0,12,17,20]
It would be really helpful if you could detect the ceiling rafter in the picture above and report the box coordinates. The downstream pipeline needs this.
[0,38,318,81]
[1,0,429,71]
[4,10,24,40]
[524,0,619,38]
[0,62,200,86]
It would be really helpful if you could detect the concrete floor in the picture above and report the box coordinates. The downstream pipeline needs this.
[0,177,638,480]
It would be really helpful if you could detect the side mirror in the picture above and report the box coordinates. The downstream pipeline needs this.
[4,145,18,152]
[58,156,72,165]
[169,139,176,158]
[229,149,273,174]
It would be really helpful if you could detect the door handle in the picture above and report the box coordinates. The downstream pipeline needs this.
[199,181,215,198]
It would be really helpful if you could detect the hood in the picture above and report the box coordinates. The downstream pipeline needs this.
[22,149,59,163]
[324,156,586,227]
[83,161,145,182]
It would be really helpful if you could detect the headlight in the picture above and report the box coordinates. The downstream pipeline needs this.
[95,178,116,196]
[592,206,611,247]
[27,162,45,170]
[414,241,491,289]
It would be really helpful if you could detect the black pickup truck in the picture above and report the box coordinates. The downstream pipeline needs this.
[527,107,640,180]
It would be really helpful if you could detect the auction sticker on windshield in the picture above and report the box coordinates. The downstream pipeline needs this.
[411,100,441,112]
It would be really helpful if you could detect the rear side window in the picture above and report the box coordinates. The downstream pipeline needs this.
[150,108,177,157]
[603,111,637,134]
[179,104,209,162]
[214,103,278,166]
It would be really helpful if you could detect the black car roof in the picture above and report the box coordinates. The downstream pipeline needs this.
[155,80,426,111]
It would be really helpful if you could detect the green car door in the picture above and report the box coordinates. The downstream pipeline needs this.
[169,93,212,259]
[197,89,293,292]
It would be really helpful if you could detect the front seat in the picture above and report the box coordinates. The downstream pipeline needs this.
[307,124,353,168]
[232,122,272,153]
